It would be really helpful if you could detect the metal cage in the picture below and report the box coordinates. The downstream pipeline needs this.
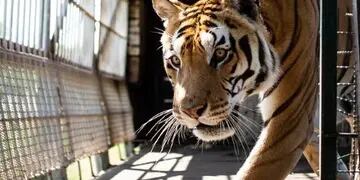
[0,0,134,179]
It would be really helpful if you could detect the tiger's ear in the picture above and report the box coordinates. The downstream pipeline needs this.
[152,0,186,21]
[222,0,260,21]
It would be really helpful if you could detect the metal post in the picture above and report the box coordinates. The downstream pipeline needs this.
[320,0,338,179]
[353,0,360,177]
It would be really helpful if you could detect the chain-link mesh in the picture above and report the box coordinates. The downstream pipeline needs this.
[0,49,134,179]
[0,0,134,179]
[58,67,109,159]
[102,78,134,144]
[0,49,65,179]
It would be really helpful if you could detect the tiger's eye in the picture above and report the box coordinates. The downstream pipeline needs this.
[214,49,227,60]
[170,55,181,68]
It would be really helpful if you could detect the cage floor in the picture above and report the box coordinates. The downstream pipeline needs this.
[97,144,317,180]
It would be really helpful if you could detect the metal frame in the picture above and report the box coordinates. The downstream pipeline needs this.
[320,0,338,179]
[0,0,134,179]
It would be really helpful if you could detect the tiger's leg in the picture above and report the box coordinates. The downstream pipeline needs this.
[303,109,350,179]
[303,135,319,175]
[304,132,350,180]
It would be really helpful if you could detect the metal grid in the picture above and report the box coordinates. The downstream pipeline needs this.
[0,48,134,179]
[102,78,134,144]
[334,0,360,178]
[0,0,134,179]
[58,66,109,159]
[0,49,64,179]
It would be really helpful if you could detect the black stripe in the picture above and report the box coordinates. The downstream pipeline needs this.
[257,35,266,67]
[264,74,316,128]
[239,35,252,66]
[270,48,277,72]
[180,13,201,23]
[208,31,217,40]
[203,13,217,19]
[229,34,237,53]
[176,25,194,38]
[225,19,237,29]
[263,54,299,99]
[265,60,315,122]
[203,20,218,28]
[230,63,237,74]
[183,8,200,16]
[254,35,268,87]
[280,1,299,65]
[215,36,226,46]
[222,35,256,96]
[203,7,222,12]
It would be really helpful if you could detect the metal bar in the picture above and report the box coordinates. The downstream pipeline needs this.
[352,0,360,176]
[338,132,360,137]
[320,0,338,179]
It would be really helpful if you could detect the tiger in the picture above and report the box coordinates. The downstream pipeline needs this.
[152,0,318,179]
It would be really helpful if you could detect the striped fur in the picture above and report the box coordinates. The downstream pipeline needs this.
[153,0,318,179]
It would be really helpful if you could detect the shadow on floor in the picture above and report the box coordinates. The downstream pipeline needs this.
[97,144,316,180]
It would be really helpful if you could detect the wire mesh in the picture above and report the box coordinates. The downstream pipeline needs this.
[336,0,360,178]
[102,78,134,144]
[58,66,109,159]
[0,0,134,179]
[0,49,64,179]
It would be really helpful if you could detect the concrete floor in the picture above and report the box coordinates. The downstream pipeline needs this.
[97,144,318,180]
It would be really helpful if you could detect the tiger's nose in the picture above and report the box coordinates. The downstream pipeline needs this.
[181,103,208,119]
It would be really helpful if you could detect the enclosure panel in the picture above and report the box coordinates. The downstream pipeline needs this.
[99,29,127,78]
[74,0,95,17]
[102,78,134,144]
[67,115,108,159]
[58,66,109,159]
[58,68,103,116]
[118,83,134,141]
[0,0,50,54]
[100,0,128,37]
[0,49,65,179]
[98,0,128,78]
[54,1,95,69]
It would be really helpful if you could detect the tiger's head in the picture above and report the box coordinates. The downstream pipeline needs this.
[153,0,280,142]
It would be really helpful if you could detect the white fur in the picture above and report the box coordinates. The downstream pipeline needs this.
[173,36,186,56]
[175,83,187,103]
[192,128,235,142]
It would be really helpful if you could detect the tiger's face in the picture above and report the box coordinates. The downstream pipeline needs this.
[153,0,280,142]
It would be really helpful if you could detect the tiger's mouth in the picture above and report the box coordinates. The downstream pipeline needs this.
[192,122,235,142]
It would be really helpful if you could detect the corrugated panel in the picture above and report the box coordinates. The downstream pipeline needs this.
[74,0,95,16]
[0,0,50,54]
[0,49,65,179]
[100,0,128,36]
[98,0,128,78]
[99,30,127,78]
[54,0,95,69]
